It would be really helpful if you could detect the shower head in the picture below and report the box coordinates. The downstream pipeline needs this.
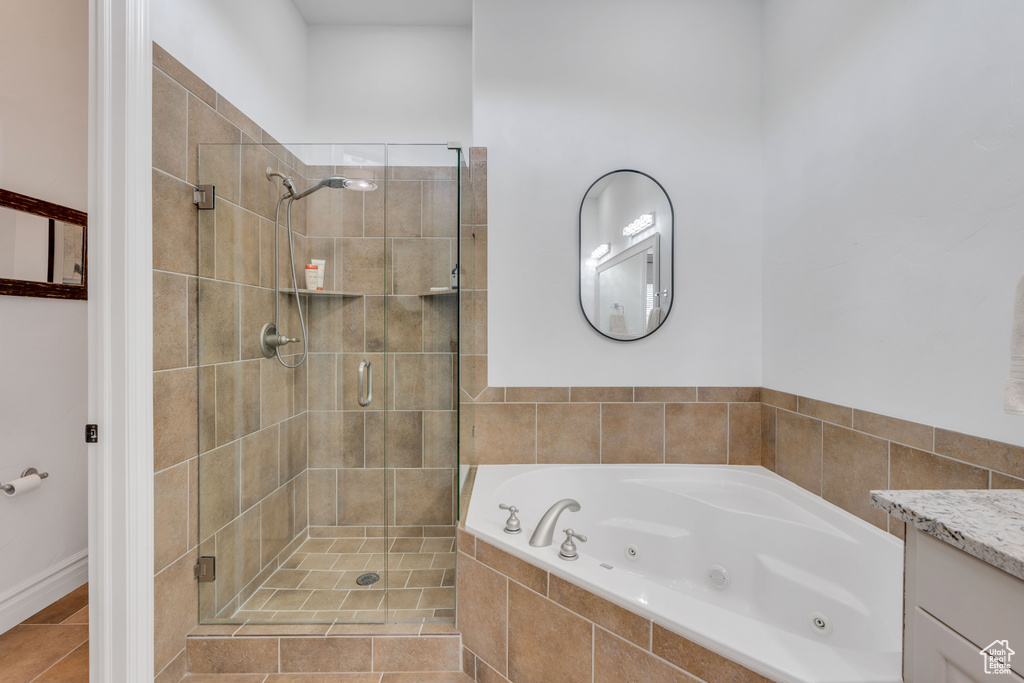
[290,174,378,199]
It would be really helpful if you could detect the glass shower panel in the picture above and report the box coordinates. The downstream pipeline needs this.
[384,145,460,623]
[196,143,388,625]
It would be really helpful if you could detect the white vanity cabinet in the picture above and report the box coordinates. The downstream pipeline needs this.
[904,527,1024,682]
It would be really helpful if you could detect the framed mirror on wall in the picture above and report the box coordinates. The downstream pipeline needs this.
[0,188,87,300]
[579,170,672,340]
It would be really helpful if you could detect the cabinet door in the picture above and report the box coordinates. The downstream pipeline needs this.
[914,608,1024,683]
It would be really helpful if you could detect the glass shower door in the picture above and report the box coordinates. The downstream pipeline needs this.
[195,142,459,626]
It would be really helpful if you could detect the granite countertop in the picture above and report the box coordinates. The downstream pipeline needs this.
[870,489,1024,581]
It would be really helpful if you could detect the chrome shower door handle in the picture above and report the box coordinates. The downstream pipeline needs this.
[357,360,373,407]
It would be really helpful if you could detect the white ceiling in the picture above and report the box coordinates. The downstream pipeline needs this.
[291,0,472,26]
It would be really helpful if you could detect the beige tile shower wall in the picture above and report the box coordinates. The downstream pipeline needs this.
[152,43,310,679]
[761,388,1024,537]
[305,164,460,542]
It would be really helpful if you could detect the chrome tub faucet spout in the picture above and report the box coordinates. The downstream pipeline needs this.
[529,498,581,547]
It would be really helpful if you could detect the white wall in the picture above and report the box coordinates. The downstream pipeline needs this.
[762,0,1024,447]
[474,0,764,387]
[305,25,471,145]
[0,0,88,630]
[151,0,309,144]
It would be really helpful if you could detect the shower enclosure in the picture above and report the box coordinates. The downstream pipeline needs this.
[195,143,462,625]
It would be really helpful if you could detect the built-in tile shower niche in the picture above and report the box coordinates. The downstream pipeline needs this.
[195,143,462,626]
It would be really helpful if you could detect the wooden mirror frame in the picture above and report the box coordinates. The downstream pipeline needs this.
[0,188,88,301]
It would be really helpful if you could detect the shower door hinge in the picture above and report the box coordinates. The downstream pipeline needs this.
[194,556,216,582]
[85,424,98,443]
[193,185,215,210]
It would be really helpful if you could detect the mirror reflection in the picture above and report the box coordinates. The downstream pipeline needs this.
[0,206,85,285]
[579,170,672,340]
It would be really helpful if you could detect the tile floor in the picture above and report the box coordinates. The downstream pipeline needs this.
[0,583,89,682]
[222,537,456,624]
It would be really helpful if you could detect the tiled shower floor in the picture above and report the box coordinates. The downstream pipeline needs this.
[231,537,456,624]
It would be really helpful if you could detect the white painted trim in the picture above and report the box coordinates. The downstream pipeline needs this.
[0,550,89,633]
[88,0,154,681]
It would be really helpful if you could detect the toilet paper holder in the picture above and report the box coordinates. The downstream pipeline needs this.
[1,467,49,494]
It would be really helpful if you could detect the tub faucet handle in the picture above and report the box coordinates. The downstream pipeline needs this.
[499,503,522,534]
[559,528,587,561]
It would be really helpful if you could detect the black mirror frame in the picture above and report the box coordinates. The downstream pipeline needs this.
[0,188,88,301]
[578,169,673,342]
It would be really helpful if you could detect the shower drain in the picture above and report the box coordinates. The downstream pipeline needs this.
[356,572,380,586]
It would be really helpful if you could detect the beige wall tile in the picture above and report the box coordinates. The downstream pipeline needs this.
[423,295,458,353]
[338,468,386,525]
[890,444,988,490]
[198,365,216,454]
[306,185,364,238]
[760,388,798,411]
[153,170,199,276]
[365,411,385,468]
[934,429,1024,479]
[308,469,338,526]
[215,361,261,446]
[460,356,489,400]
[853,410,933,451]
[215,202,261,285]
[155,462,189,572]
[652,624,771,683]
[822,424,888,529]
[396,469,453,526]
[387,296,424,352]
[154,368,198,471]
[239,285,275,361]
[199,279,240,364]
[992,472,1024,489]
[198,442,240,540]
[506,387,571,403]
[798,396,853,427]
[387,181,423,237]
[387,411,424,468]
[241,143,283,221]
[571,387,632,402]
[262,484,296,566]
[306,297,346,353]
[338,238,386,295]
[697,387,760,402]
[261,356,296,427]
[537,403,600,464]
[601,403,664,464]
[373,636,462,672]
[424,411,457,468]
[153,68,188,180]
[154,271,188,371]
[775,411,822,495]
[475,540,547,595]
[760,404,776,471]
[279,637,372,673]
[214,507,262,614]
[395,354,453,410]
[363,296,384,352]
[216,95,261,142]
[306,354,338,411]
[423,180,459,238]
[508,582,592,683]
[187,95,241,198]
[154,42,215,107]
[549,576,649,648]
[728,403,761,466]
[594,628,694,683]
[186,637,278,674]
[154,553,198,674]
[280,414,308,482]
[635,387,697,403]
[474,404,535,465]
[665,403,726,465]
[309,411,363,469]
[241,426,280,510]
[393,238,452,295]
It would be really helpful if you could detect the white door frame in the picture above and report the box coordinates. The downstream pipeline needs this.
[88,0,154,680]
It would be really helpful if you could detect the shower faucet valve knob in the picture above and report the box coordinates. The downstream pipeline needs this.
[499,503,522,534]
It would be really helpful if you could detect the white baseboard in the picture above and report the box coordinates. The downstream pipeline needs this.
[0,549,89,633]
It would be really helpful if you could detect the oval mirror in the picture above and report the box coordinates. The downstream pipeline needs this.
[579,170,672,340]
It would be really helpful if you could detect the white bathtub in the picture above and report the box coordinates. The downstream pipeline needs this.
[465,465,902,683]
